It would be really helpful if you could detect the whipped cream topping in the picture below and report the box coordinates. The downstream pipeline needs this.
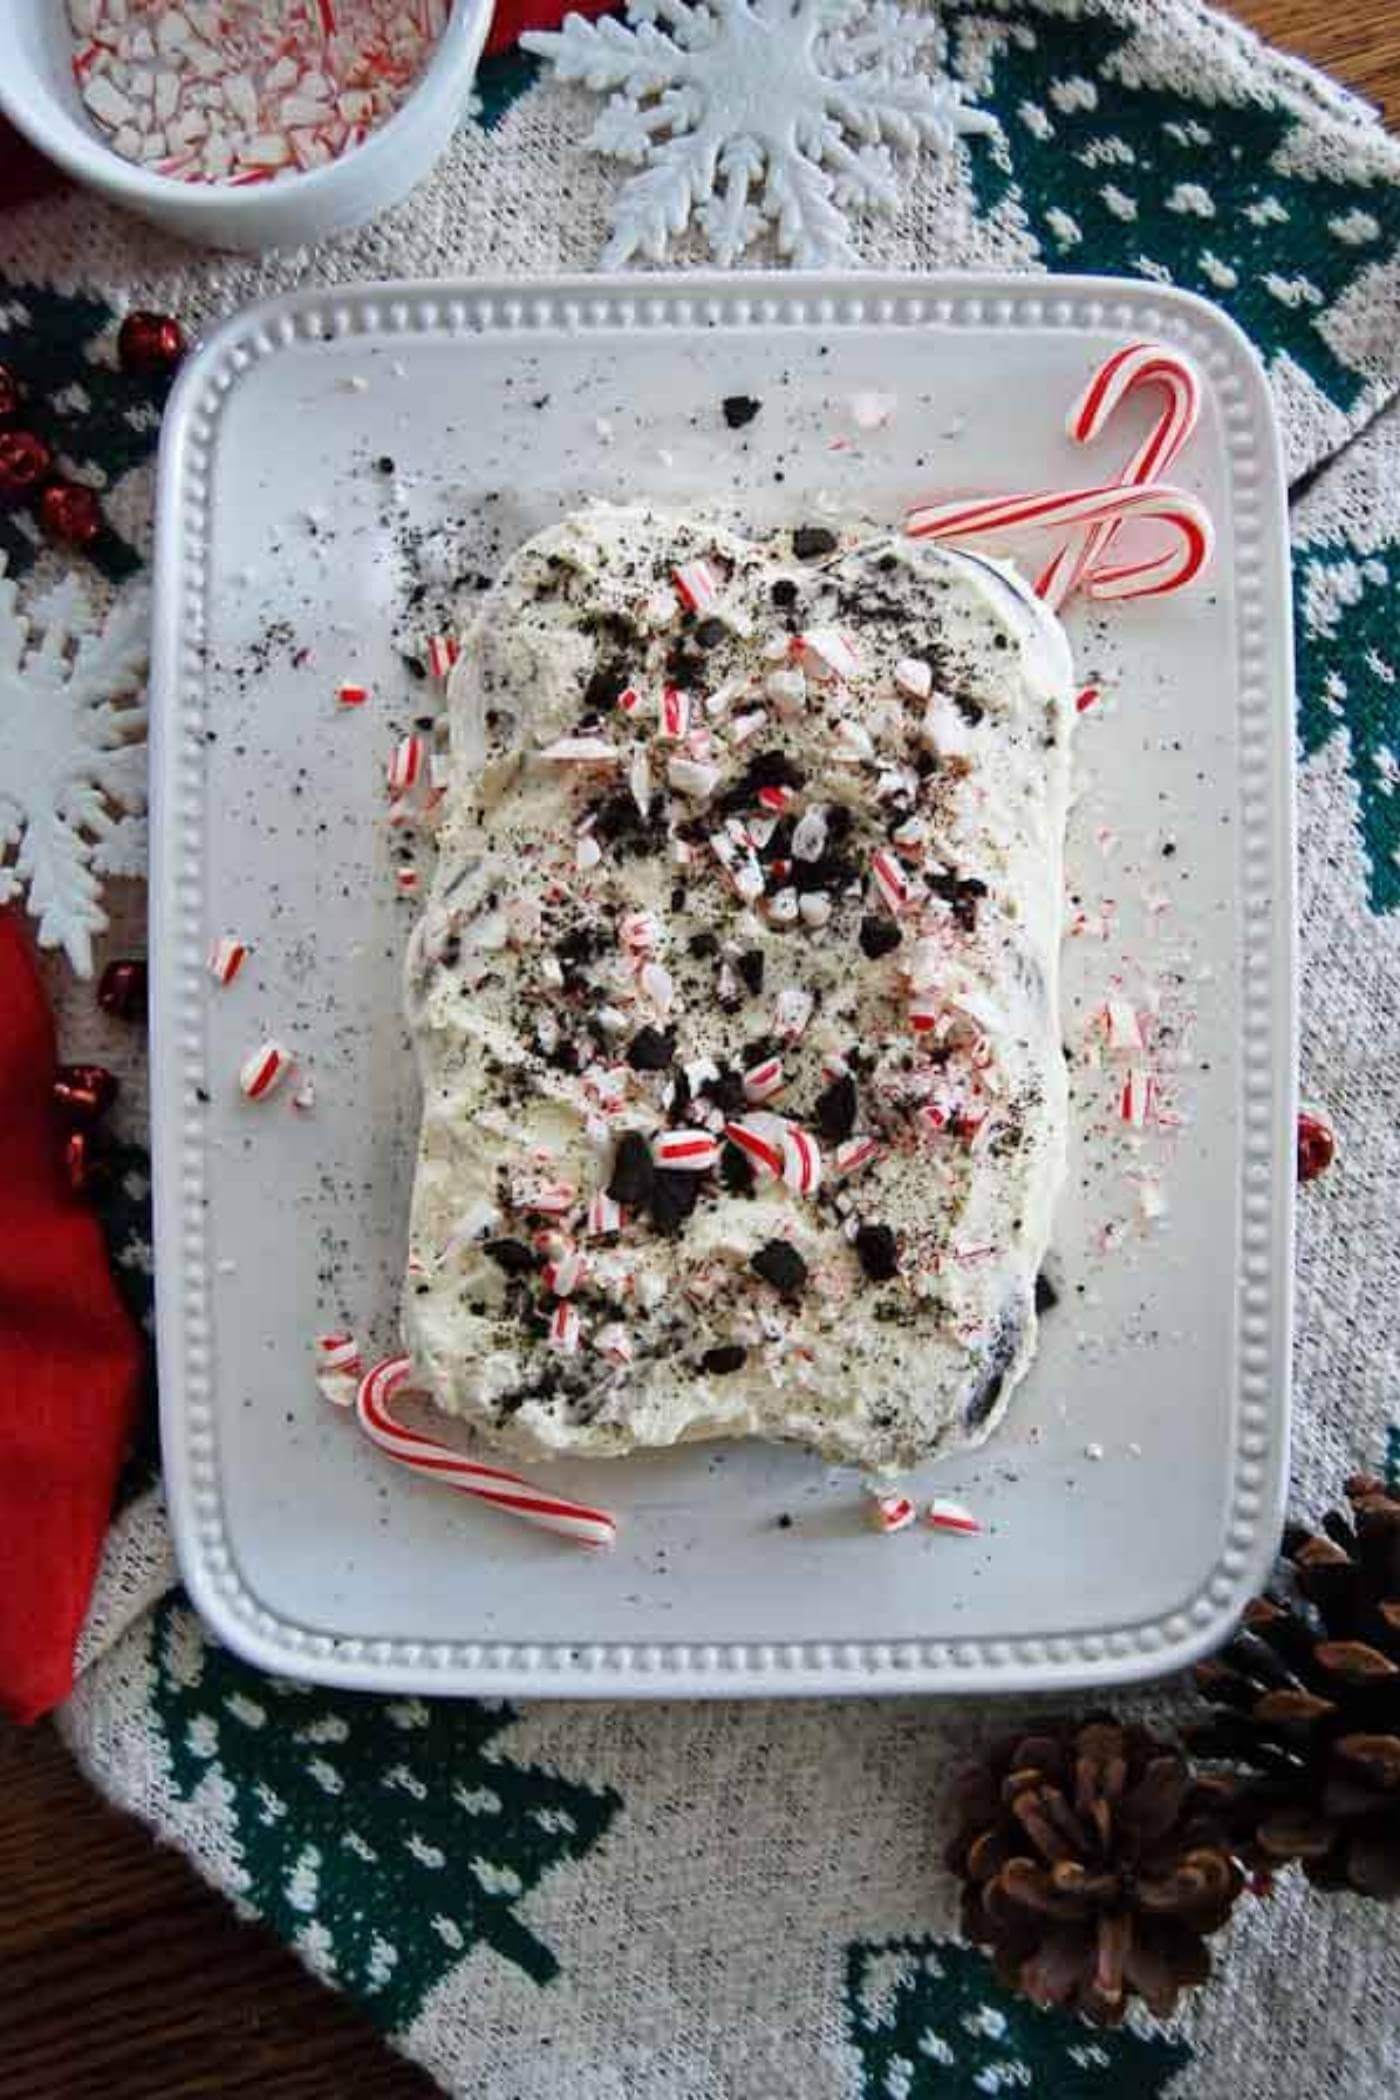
[402,503,1074,1471]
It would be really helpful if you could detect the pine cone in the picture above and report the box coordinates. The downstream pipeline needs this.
[1191,1473,1400,1899]
[947,1718,1245,2027]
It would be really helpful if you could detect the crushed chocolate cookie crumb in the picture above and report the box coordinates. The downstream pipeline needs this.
[751,1239,809,1295]
[859,916,902,960]
[649,1168,702,1234]
[722,394,762,429]
[854,1223,899,1283]
[701,1343,748,1374]
[792,525,837,560]
[486,1237,537,1275]
[813,1072,857,1143]
[608,1130,654,1206]
[626,1025,675,1071]
[736,950,765,995]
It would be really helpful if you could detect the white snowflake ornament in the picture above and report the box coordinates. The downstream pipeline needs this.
[0,561,149,975]
[524,0,993,268]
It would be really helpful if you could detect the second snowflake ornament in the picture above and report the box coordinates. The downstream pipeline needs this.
[525,0,993,268]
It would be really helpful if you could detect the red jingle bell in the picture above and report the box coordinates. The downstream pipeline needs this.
[64,1129,113,1195]
[39,479,104,549]
[1297,1109,1336,1183]
[118,311,186,379]
[97,957,148,1023]
[54,1062,119,1128]
[0,428,53,503]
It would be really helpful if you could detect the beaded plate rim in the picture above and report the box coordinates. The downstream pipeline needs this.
[150,271,1294,1697]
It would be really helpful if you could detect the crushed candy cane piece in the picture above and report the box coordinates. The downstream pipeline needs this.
[548,1303,581,1354]
[337,680,368,708]
[774,985,813,1039]
[425,634,459,680]
[620,910,663,953]
[869,1491,916,1533]
[593,1322,634,1364]
[781,1126,822,1196]
[516,1180,577,1216]
[893,656,933,700]
[315,1334,362,1377]
[850,390,896,432]
[239,1039,292,1101]
[543,1251,587,1297]
[833,718,875,762]
[798,628,862,681]
[765,668,806,715]
[207,935,248,986]
[1100,998,1145,1054]
[639,960,675,1012]
[724,1118,785,1178]
[617,684,644,715]
[673,560,721,614]
[387,733,424,795]
[668,755,722,800]
[653,1129,720,1171]
[832,1135,882,1178]
[926,1497,982,1536]
[660,685,691,739]
[586,1190,623,1235]
[540,735,619,765]
[395,866,420,894]
[870,848,909,914]
[792,807,828,861]
[1118,1068,1158,1127]
[291,1079,316,1112]
[742,1056,785,1104]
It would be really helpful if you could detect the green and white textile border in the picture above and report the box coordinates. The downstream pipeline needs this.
[3,3,1399,2093]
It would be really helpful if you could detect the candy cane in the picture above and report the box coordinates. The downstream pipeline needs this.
[353,1357,616,1548]
[1035,343,1202,608]
[905,480,1213,602]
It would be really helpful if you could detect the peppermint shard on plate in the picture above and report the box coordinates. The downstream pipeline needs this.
[402,504,1075,1471]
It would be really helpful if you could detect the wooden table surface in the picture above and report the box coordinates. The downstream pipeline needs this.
[4,8,1398,2097]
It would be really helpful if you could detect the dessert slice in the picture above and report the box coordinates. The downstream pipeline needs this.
[402,503,1074,1471]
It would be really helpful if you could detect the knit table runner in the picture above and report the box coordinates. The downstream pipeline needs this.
[6,3,1400,2093]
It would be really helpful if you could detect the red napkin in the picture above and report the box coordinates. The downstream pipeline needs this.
[0,911,142,1724]
[486,0,615,54]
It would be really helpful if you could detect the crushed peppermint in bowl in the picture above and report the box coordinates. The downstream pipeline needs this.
[0,0,490,251]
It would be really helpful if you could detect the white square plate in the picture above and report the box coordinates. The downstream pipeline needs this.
[151,272,1294,1698]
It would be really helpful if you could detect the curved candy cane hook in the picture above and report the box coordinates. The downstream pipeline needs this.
[905,479,1214,603]
[1035,342,1203,608]
[346,1354,617,1548]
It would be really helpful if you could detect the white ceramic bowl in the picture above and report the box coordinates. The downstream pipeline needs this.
[0,0,493,252]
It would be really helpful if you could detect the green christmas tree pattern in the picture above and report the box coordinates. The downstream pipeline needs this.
[844,1937,1190,2098]
[0,280,170,583]
[149,1598,621,2030]
[89,1141,161,1510]
[473,48,544,132]
[1295,536,1400,915]
[949,2,1398,413]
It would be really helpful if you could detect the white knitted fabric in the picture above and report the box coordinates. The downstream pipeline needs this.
[6,4,1398,2094]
